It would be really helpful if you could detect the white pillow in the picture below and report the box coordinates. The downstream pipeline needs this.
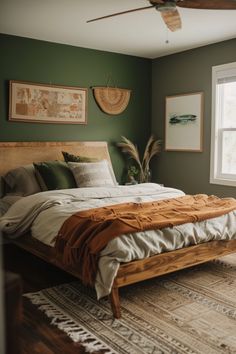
[68,160,116,187]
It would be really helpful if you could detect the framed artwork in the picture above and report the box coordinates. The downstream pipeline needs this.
[9,80,88,124]
[165,92,203,152]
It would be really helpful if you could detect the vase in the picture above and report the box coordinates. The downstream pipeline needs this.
[139,168,151,183]
[127,175,138,185]
[144,168,152,182]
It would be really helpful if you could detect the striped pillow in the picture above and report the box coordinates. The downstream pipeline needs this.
[68,160,116,187]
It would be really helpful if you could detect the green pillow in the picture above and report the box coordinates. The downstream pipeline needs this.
[34,161,76,190]
[62,151,98,163]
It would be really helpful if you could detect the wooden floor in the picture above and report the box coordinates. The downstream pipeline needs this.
[3,244,104,354]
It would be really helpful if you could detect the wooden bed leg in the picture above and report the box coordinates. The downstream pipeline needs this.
[109,287,121,319]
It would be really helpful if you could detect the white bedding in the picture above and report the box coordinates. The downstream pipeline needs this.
[1,183,236,299]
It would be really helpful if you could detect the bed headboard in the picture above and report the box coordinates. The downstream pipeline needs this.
[0,141,111,176]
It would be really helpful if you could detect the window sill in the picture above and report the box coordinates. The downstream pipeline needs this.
[210,177,236,187]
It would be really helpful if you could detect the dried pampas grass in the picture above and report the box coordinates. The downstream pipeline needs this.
[117,135,161,183]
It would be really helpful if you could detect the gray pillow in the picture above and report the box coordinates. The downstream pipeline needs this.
[0,195,22,216]
[68,160,116,187]
[0,177,4,198]
[4,164,41,196]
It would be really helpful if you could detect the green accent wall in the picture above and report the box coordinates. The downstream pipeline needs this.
[152,39,236,197]
[0,34,151,183]
[2,34,235,194]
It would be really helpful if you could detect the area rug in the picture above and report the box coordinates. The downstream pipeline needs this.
[24,255,236,354]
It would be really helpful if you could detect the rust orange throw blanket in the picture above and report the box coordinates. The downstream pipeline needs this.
[55,194,236,286]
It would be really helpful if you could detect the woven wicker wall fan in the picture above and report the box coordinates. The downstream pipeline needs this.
[92,86,131,115]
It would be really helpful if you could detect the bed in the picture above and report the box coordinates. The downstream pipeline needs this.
[1,141,236,319]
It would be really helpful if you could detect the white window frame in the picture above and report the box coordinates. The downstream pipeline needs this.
[210,62,236,187]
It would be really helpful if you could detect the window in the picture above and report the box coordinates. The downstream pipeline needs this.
[210,62,236,187]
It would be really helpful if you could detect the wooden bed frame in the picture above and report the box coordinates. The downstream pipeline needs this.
[1,141,236,319]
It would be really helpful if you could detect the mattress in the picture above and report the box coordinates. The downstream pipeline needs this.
[1,183,236,298]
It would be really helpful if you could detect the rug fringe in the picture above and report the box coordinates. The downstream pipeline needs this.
[24,292,116,354]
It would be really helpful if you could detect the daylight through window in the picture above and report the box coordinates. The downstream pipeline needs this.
[210,62,236,187]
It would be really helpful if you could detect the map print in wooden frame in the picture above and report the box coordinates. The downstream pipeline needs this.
[9,80,87,124]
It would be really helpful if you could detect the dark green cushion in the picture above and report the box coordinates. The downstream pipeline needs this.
[62,151,98,163]
[34,161,76,190]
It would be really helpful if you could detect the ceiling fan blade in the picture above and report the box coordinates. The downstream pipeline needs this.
[87,5,154,23]
[161,8,182,31]
[177,0,236,10]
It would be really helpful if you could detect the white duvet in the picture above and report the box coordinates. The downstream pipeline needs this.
[1,183,236,299]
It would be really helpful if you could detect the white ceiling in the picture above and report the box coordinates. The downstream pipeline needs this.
[0,0,236,59]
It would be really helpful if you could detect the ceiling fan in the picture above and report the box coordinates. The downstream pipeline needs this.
[87,0,236,32]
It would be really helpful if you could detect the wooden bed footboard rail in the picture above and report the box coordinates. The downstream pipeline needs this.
[110,239,236,318]
[9,236,236,319]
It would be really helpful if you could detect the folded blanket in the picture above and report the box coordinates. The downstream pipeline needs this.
[55,194,236,286]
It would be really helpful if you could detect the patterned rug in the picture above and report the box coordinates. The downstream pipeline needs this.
[25,255,236,354]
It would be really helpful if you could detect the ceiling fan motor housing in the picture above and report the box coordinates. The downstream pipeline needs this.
[150,1,177,12]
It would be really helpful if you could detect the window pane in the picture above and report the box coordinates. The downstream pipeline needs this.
[222,131,236,174]
[218,81,236,128]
